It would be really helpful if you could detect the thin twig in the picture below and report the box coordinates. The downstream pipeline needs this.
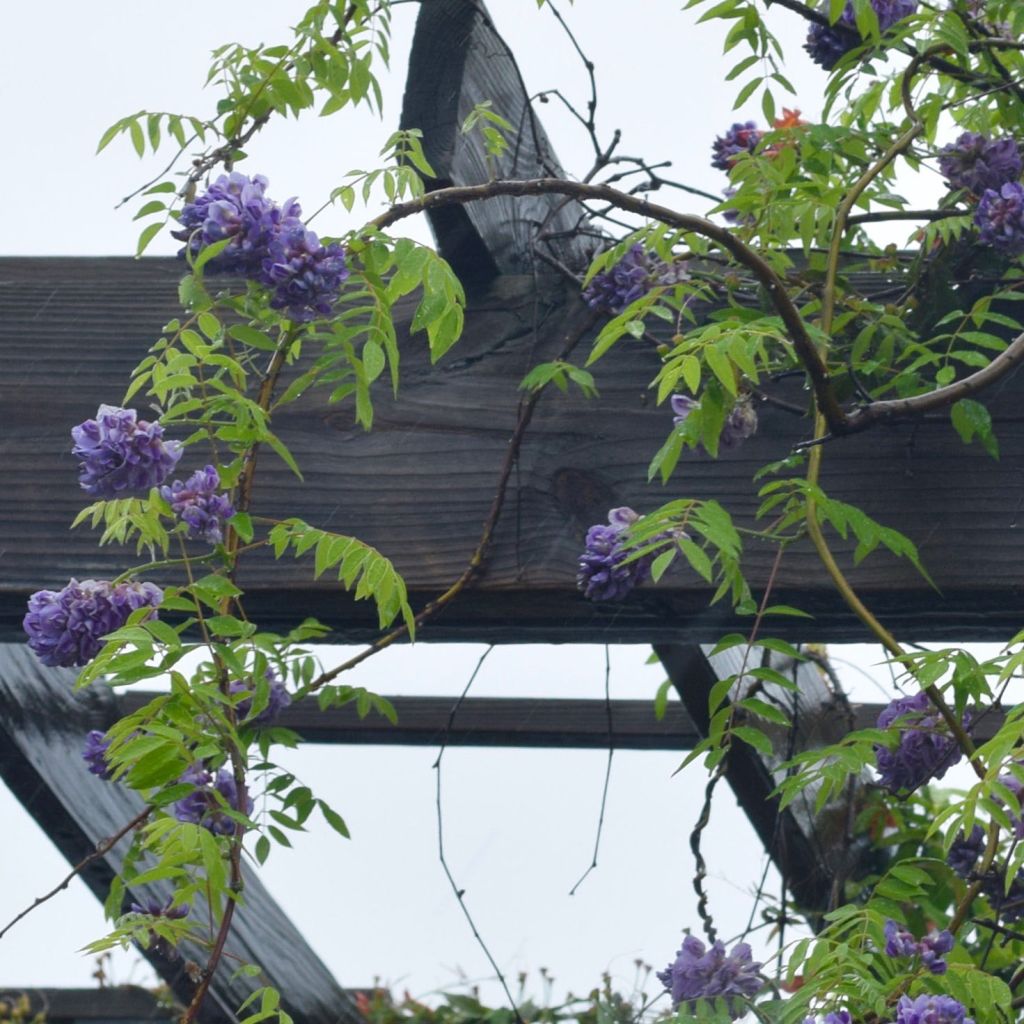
[432,647,524,1024]
[304,310,600,694]
[569,645,615,895]
[0,806,152,941]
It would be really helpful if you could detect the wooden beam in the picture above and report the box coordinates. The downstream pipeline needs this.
[0,646,360,1024]
[655,644,875,918]
[400,0,593,284]
[116,691,1011,749]
[0,986,171,1023]
[2,259,1023,644]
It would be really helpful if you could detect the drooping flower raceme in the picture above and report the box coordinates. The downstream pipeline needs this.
[172,172,300,276]
[947,824,985,878]
[82,730,113,780]
[128,899,190,962]
[173,173,350,322]
[883,919,954,974]
[173,765,254,837]
[873,691,968,793]
[160,465,235,545]
[24,579,163,668]
[582,244,652,313]
[711,122,763,171]
[577,507,654,602]
[803,1013,852,1024]
[657,935,764,1018]
[976,182,1024,253]
[805,0,918,70]
[229,670,292,726]
[672,394,759,449]
[259,220,350,322]
[72,405,182,499]
[890,994,974,1024]
[938,133,1022,196]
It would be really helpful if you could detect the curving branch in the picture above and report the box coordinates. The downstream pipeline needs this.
[842,330,1024,434]
[371,177,847,430]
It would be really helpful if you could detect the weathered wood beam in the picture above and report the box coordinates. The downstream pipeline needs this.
[0,986,171,1023]
[115,691,1012,749]
[655,644,875,918]
[0,646,359,1024]
[119,692,700,749]
[400,0,594,283]
[2,259,1023,644]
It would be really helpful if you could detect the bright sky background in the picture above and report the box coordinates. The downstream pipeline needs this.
[0,0,966,1013]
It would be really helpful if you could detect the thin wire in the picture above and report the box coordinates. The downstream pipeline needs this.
[569,645,615,895]
[432,646,524,1024]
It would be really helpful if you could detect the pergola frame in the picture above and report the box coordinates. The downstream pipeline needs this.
[2,1,1020,1020]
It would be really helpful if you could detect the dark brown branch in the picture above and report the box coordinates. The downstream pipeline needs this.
[370,178,846,431]
[0,806,152,941]
[305,309,600,693]
[846,208,965,226]
[842,330,1024,434]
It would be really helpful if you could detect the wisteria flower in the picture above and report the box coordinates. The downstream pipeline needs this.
[938,133,1022,196]
[72,405,182,499]
[229,669,292,726]
[173,766,254,836]
[803,1014,852,1024]
[874,692,968,794]
[577,507,655,602]
[582,244,654,313]
[891,994,973,1024]
[258,219,350,322]
[976,182,1024,253]
[805,0,918,70]
[671,393,759,450]
[128,899,190,962]
[711,122,763,172]
[883,919,954,974]
[24,578,163,668]
[160,465,234,545]
[172,172,300,276]
[82,730,113,780]
[947,824,985,878]
[657,935,763,1018]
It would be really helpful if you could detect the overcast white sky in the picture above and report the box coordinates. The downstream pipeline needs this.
[0,0,959,1012]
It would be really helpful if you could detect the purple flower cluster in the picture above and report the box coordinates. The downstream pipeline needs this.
[976,182,1024,254]
[82,730,113,780]
[24,579,163,668]
[805,0,918,70]
[72,405,182,499]
[577,507,654,602]
[889,994,973,1024]
[229,669,292,726]
[947,825,1024,920]
[938,133,1022,196]
[173,764,254,837]
[581,244,690,313]
[883,919,954,974]
[803,1014,851,1024]
[159,465,234,545]
[657,935,763,1018]
[947,824,985,878]
[173,172,349,322]
[873,692,967,794]
[261,220,351,322]
[711,122,763,171]
[128,899,190,962]
[672,394,759,449]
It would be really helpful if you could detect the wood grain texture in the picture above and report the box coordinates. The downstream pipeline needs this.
[0,645,360,1024]
[399,0,593,281]
[0,986,171,1022]
[2,258,1024,643]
